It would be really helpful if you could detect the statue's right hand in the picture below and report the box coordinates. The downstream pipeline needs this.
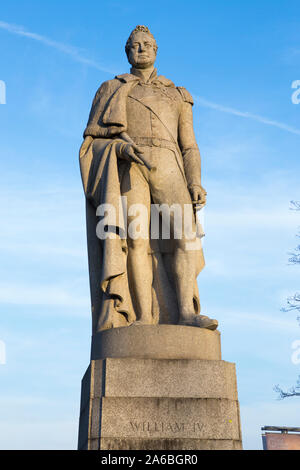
[116,142,145,164]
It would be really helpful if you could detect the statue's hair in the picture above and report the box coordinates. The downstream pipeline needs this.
[125,25,158,56]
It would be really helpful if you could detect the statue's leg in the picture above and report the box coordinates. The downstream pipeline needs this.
[149,147,218,329]
[120,161,153,324]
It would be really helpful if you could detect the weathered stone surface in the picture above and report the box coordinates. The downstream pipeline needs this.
[100,438,243,450]
[91,325,221,360]
[78,341,242,450]
[78,402,90,451]
[98,397,241,441]
[78,362,104,450]
[80,25,217,331]
[77,25,242,452]
[101,358,237,399]
[79,364,91,411]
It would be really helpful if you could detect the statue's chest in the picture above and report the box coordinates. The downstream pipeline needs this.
[128,83,181,118]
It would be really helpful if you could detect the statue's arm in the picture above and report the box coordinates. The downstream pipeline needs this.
[79,81,113,201]
[177,88,206,206]
[83,81,111,138]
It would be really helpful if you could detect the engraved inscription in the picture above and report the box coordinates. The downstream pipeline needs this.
[193,422,204,432]
[129,421,204,434]
[130,421,185,433]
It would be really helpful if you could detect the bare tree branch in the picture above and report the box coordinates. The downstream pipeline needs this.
[288,249,300,265]
[275,202,300,398]
[274,376,300,399]
[290,200,300,211]
[281,293,300,318]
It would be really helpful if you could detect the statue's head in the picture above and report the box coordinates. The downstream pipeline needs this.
[125,25,158,69]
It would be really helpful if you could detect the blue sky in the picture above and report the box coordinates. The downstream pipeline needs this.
[0,0,300,450]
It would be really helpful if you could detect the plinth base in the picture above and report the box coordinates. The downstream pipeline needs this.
[78,326,242,450]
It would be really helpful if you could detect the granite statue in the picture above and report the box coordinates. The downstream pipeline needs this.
[79,25,218,332]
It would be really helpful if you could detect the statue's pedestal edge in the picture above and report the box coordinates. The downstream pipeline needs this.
[78,327,242,451]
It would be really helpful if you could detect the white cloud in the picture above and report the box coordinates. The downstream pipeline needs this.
[206,206,297,231]
[0,418,77,450]
[0,185,85,254]
[1,19,299,139]
[214,308,297,333]
[198,172,299,280]
[0,282,89,310]
[0,241,86,259]
[194,95,300,136]
[0,20,116,75]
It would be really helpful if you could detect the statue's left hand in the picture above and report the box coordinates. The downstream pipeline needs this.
[189,184,207,208]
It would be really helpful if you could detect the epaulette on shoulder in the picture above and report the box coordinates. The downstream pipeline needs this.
[157,75,175,87]
[177,86,194,105]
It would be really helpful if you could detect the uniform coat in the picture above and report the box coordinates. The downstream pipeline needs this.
[79,69,205,332]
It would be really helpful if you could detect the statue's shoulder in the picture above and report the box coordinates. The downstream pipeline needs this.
[92,73,140,103]
[156,75,176,88]
[93,78,121,101]
[176,86,194,105]
[155,75,193,105]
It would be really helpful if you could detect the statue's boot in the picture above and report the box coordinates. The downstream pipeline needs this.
[178,314,218,330]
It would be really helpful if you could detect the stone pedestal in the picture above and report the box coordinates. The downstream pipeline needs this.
[78,325,242,450]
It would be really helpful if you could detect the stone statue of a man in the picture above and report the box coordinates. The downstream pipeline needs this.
[79,25,218,332]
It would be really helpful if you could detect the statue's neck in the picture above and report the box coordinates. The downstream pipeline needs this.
[130,66,156,83]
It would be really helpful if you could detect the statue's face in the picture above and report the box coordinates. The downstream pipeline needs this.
[127,32,157,69]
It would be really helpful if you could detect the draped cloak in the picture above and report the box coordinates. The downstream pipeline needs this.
[79,72,205,332]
